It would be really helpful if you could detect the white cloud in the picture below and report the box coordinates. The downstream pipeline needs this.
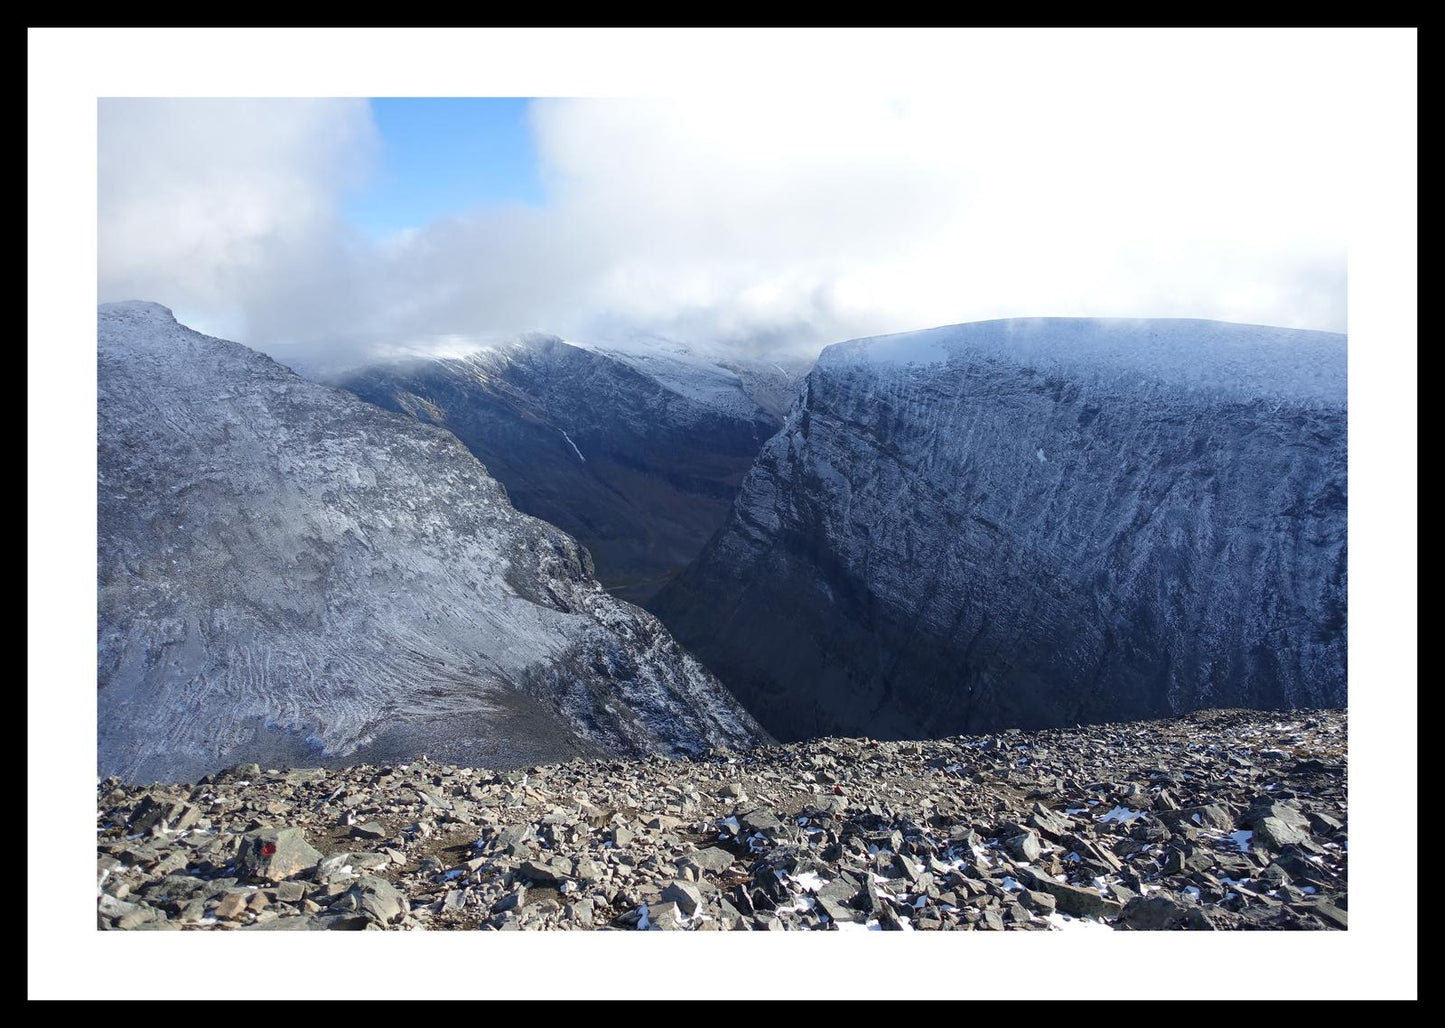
[98,98,379,342]
[98,72,1350,370]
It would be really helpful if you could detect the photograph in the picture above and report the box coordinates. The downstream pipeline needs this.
[29,25,1417,1002]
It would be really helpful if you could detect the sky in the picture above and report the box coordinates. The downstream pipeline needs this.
[98,68,1352,370]
[344,98,544,236]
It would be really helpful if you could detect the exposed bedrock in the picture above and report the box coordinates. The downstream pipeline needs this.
[651,318,1347,741]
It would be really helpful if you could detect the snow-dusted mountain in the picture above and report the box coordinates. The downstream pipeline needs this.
[97,302,766,783]
[651,318,1348,741]
[331,336,811,603]
[577,334,815,422]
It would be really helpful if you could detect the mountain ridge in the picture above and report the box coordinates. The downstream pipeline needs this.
[651,316,1347,741]
[330,335,809,603]
[98,302,766,783]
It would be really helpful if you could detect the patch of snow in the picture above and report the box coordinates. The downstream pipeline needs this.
[819,318,1346,405]
[1097,806,1146,824]
[793,871,828,893]
[558,429,586,463]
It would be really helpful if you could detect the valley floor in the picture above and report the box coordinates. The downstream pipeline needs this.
[95,707,1346,931]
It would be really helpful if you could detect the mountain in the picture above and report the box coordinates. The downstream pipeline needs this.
[97,302,766,783]
[650,318,1347,742]
[330,336,811,604]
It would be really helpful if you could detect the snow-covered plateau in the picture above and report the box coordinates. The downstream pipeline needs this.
[651,318,1347,742]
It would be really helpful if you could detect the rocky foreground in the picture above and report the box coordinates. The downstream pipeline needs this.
[96,708,1347,932]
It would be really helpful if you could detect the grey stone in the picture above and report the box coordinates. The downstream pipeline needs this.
[661,880,704,915]
[684,847,736,875]
[1029,805,1072,838]
[116,907,161,930]
[243,914,327,930]
[1308,900,1348,929]
[818,894,859,923]
[1020,889,1056,915]
[890,853,922,883]
[1024,872,1123,920]
[97,894,143,922]
[268,881,307,903]
[1119,895,1216,931]
[877,903,909,931]
[127,795,167,835]
[491,887,526,913]
[739,809,785,835]
[1307,811,1344,834]
[1247,801,1311,832]
[644,901,684,930]
[236,827,323,882]
[568,901,595,926]
[1254,817,1309,851]
[213,892,250,920]
[1109,882,1139,906]
[1006,831,1042,862]
[335,876,407,924]
[519,858,571,884]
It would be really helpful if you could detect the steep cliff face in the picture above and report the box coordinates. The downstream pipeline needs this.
[650,318,1347,742]
[332,337,804,603]
[97,302,765,783]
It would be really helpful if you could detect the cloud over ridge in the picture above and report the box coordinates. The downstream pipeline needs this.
[99,82,1349,368]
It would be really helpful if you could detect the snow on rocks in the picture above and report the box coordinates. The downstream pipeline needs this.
[94,708,1347,932]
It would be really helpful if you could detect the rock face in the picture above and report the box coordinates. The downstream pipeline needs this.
[97,302,765,783]
[94,707,1349,932]
[651,318,1347,742]
[331,336,809,604]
